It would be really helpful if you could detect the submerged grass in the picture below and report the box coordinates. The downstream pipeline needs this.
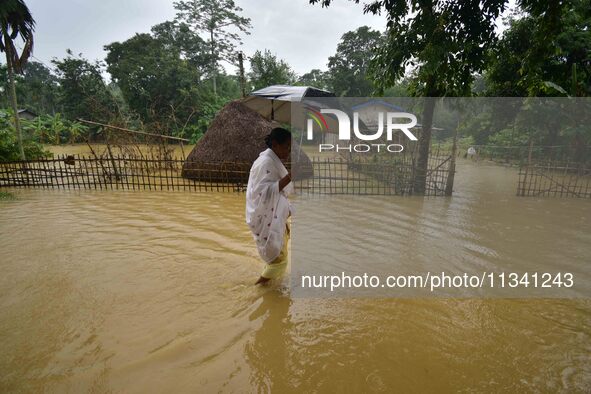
[0,191,15,200]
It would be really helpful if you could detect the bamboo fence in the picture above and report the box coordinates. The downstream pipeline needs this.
[517,144,591,198]
[3,147,588,198]
[0,153,451,196]
[518,160,591,198]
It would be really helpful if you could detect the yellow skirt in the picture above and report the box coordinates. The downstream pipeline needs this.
[261,224,290,279]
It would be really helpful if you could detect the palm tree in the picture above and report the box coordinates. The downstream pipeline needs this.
[0,0,34,161]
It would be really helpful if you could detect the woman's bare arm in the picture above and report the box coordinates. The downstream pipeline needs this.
[278,173,291,192]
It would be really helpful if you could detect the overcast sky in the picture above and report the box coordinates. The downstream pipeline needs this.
[24,0,387,77]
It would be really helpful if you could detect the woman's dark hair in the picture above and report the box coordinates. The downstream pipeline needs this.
[264,127,291,148]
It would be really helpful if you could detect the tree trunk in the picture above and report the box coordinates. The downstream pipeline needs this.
[210,28,217,96]
[413,97,435,194]
[238,52,246,97]
[3,30,26,161]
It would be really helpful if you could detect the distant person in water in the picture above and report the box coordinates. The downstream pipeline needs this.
[245,127,293,285]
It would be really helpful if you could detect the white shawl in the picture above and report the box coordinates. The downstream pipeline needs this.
[246,148,293,263]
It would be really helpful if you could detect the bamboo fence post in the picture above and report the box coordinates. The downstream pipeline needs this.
[106,144,119,187]
[86,156,93,190]
[519,139,534,196]
[41,157,49,189]
[65,156,71,190]
[167,156,173,190]
[73,154,80,189]
[139,156,146,190]
[129,156,136,191]
[445,118,460,196]
[80,156,87,190]
[159,155,163,191]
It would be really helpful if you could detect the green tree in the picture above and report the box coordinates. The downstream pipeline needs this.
[480,0,590,158]
[174,0,251,96]
[484,16,532,96]
[311,0,507,194]
[382,78,411,97]
[297,69,329,90]
[327,26,382,96]
[486,0,590,97]
[105,30,204,134]
[0,0,34,160]
[52,51,116,123]
[0,61,59,114]
[150,20,211,72]
[248,49,297,91]
[19,61,58,114]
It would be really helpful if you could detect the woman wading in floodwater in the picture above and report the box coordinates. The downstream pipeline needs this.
[246,128,293,285]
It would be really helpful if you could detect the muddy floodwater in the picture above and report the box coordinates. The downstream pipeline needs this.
[1,160,590,392]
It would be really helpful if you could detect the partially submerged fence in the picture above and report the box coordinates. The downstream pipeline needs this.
[3,151,589,198]
[518,161,591,198]
[516,145,591,198]
[459,144,590,166]
[297,154,451,196]
[0,154,247,192]
[0,153,451,196]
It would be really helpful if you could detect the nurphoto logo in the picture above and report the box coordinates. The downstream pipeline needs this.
[305,106,418,153]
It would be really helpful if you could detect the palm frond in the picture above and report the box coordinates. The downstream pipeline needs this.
[0,0,35,44]
[0,0,35,74]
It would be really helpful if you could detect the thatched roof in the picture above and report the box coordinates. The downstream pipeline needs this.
[182,100,313,183]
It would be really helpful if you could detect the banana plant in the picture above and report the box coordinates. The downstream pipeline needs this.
[67,120,88,144]
[22,115,48,143]
[46,113,65,145]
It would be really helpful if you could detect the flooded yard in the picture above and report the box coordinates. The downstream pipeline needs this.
[1,160,590,392]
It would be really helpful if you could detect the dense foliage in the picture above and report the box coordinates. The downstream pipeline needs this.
[248,49,297,91]
[0,110,50,161]
[0,0,588,164]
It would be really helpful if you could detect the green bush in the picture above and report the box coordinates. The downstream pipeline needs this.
[488,128,529,147]
[433,135,474,151]
[0,112,52,162]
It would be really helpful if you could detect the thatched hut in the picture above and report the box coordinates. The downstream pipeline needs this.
[181,100,313,183]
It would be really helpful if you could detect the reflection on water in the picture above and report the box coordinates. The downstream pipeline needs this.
[1,160,590,392]
[246,290,293,392]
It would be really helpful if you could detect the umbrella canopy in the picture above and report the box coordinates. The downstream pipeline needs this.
[242,85,342,162]
[248,85,334,100]
[241,85,335,125]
